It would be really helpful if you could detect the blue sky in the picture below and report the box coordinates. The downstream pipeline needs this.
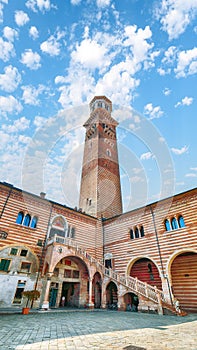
[0,0,197,212]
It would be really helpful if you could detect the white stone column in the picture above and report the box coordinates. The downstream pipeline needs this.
[161,276,173,305]
[41,273,53,310]
[88,277,94,309]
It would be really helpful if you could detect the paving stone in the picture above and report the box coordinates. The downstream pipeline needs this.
[0,310,197,349]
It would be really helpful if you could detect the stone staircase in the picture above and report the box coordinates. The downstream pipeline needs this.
[48,235,181,315]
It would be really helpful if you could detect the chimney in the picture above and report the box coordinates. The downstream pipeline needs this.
[40,192,46,199]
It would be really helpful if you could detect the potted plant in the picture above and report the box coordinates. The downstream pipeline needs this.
[22,289,40,314]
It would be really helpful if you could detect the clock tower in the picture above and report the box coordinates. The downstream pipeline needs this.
[79,96,122,218]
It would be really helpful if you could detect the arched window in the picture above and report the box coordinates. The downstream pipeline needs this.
[134,226,139,238]
[16,211,24,225]
[171,217,178,230]
[178,215,185,228]
[140,226,145,237]
[49,215,67,239]
[164,219,171,231]
[130,229,134,239]
[30,216,38,229]
[23,214,31,227]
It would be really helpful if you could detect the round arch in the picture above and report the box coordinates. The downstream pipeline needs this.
[48,254,90,309]
[126,256,163,290]
[166,248,197,279]
[166,249,197,313]
[92,272,102,308]
[47,214,68,240]
[106,280,118,309]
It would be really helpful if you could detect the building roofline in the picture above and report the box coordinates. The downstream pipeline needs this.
[0,181,97,221]
[102,186,197,223]
[1,181,196,222]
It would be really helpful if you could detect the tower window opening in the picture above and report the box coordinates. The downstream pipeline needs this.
[106,149,111,157]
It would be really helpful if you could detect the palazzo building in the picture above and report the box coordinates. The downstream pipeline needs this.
[0,96,196,314]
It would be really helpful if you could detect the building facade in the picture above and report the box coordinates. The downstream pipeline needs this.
[0,96,196,314]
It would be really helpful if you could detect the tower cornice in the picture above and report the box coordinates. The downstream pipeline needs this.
[84,108,118,128]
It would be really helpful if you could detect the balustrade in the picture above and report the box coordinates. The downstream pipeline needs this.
[46,234,169,310]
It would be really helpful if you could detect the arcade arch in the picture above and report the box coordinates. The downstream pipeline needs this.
[48,255,89,308]
[106,281,118,309]
[92,272,102,308]
[167,250,197,313]
[127,257,162,290]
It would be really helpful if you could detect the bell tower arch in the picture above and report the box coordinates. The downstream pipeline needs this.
[79,96,122,218]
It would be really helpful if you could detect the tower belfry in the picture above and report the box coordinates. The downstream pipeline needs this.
[79,96,122,218]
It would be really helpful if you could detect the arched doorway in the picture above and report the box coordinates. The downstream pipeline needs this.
[171,252,197,312]
[49,255,89,308]
[129,258,162,290]
[124,292,139,312]
[92,272,102,308]
[106,281,118,309]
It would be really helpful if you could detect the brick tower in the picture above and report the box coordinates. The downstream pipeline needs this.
[79,96,122,218]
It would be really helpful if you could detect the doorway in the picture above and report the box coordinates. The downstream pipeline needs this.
[61,282,80,307]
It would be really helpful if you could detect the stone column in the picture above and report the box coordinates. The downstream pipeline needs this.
[87,277,94,309]
[41,273,53,310]
[56,282,62,308]
[155,287,163,315]
[118,295,125,311]
[161,276,173,305]
[101,280,107,309]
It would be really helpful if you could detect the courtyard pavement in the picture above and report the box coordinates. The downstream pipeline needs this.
[0,309,197,350]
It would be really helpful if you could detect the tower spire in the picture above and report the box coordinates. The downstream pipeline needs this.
[79,96,122,218]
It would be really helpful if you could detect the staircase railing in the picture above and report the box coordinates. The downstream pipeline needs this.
[47,235,172,309]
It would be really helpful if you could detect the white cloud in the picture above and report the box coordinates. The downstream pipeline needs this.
[162,46,177,64]
[22,85,45,105]
[0,37,15,61]
[185,173,197,178]
[57,70,95,108]
[40,30,65,56]
[158,46,177,75]
[1,116,30,133]
[144,103,164,119]
[175,47,197,78]
[21,49,41,70]
[156,0,197,40]
[55,76,67,84]
[40,36,61,56]
[157,67,168,76]
[71,37,109,70]
[95,61,139,105]
[26,0,51,12]
[29,26,39,40]
[0,65,21,92]
[15,10,29,26]
[140,152,153,160]
[96,0,111,7]
[175,96,193,108]
[171,145,189,155]
[33,115,47,130]
[190,167,197,171]
[0,0,8,23]
[163,87,171,96]
[70,0,81,4]
[124,25,154,66]
[0,95,23,117]
[3,26,18,41]
[130,175,144,183]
